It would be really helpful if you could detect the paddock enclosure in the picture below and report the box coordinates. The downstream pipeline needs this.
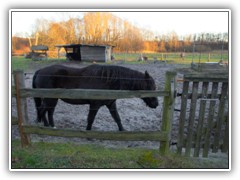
[11,63,229,158]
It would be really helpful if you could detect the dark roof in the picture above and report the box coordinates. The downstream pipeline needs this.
[31,45,48,51]
[55,44,114,48]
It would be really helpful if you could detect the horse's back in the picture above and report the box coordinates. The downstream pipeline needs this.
[33,64,107,89]
[32,64,149,90]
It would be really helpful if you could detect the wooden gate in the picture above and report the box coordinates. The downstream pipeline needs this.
[176,72,229,157]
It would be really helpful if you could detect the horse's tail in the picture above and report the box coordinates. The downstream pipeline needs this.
[32,70,37,89]
[32,70,42,122]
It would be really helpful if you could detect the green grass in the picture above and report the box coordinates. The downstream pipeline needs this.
[11,140,228,169]
[11,56,32,71]
[113,52,229,64]
[11,56,66,72]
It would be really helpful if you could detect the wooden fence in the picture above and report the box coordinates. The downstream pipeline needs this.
[12,70,177,155]
[12,70,229,158]
[176,72,229,157]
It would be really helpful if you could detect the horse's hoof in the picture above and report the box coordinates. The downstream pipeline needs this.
[119,128,126,131]
[35,119,41,124]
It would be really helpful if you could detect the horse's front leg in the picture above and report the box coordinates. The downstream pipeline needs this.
[86,104,100,130]
[48,108,55,128]
[107,101,125,131]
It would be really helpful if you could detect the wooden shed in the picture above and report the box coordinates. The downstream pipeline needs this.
[25,45,48,60]
[55,44,113,62]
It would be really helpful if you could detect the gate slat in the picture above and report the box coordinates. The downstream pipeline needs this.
[203,82,219,157]
[222,114,229,153]
[177,81,189,155]
[194,82,209,157]
[213,82,228,152]
[185,81,199,156]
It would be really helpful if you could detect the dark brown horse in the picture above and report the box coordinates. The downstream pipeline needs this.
[32,64,159,131]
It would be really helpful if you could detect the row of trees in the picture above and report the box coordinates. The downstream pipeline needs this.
[12,12,228,54]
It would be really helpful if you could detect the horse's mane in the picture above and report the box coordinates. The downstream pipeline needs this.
[81,64,149,90]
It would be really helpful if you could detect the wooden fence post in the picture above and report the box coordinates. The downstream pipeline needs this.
[208,53,211,62]
[13,70,31,147]
[160,71,176,155]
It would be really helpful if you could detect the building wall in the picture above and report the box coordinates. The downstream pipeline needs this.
[105,46,112,62]
[81,46,106,62]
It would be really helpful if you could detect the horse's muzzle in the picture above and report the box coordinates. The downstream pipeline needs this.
[143,97,159,108]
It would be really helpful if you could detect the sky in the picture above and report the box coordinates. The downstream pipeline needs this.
[11,10,229,37]
[112,11,229,36]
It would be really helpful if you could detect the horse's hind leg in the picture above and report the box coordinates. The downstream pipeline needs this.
[86,104,100,130]
[38,106,48,126]
[107,101,125,131]
[46,99,58,127]
[38,98,57,127]
[33,97,42,123]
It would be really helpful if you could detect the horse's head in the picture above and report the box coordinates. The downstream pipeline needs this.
[142,71,159,108]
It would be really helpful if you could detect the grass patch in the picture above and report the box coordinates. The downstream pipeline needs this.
[11,140,228,169]
[11,56,32,71]
[11,56,66,72]
[113,52,228,64]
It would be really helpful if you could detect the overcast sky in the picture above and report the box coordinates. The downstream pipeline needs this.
[11,10,229,37]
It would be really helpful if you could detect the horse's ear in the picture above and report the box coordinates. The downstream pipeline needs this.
[145,71,150,79]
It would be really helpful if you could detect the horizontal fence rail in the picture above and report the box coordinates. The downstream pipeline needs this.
[23,125,168,141]
[184,73,228,82]
[177,93,223,100]
[12,88,169,99]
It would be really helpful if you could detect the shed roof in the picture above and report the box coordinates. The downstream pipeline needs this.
[55,43,114,48]
[31,45,48,51]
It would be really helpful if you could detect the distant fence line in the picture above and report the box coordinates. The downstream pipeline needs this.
[113,51,229,62]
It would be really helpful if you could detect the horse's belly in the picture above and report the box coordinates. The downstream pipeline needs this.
[61,98,114,107]
[61,98,88,105]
